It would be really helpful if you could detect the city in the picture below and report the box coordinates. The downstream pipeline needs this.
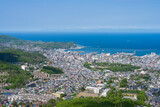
[0,40,160,106]
[1,0,160,106]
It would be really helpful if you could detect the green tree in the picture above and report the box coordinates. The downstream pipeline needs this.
[12,101,18,107]
[60,93,67,98]
[120,78,128,87]
[80,87,85,91]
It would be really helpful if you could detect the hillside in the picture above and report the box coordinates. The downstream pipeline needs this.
[40,66,64,75]
[0,60,33,89]
[0,50,47,89]
[0,50,46,64]
[0,35,76,49]
[0,35,21,43]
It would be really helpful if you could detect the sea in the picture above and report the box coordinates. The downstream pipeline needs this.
[1,32,160,56]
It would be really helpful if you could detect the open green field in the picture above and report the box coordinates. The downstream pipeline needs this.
[84,62,140,72]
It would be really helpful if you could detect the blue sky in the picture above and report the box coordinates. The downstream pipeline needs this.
[0,0,160,32]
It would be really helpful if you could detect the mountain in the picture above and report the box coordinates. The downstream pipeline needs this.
[0,35,22,43]
[0,50,46,64]
[0,35,76,50]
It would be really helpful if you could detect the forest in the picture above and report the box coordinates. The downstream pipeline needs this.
[0,49,46,89]
[41,66,64,75]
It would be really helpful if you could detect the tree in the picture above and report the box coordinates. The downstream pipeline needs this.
[47,99,57,106]
[12,101,18,106]
[0,74,9,89]
[120,78,128,87]
[60,93,67,98]
[80,87,85,91]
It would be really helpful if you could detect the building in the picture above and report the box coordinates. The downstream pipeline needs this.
[21,65,27,70]
[100,88,110,97]
[122,93,137,101]
[140,71,147,75]
[85,86,102,94]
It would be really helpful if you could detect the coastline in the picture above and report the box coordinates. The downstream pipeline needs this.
[70,44,85,49]
[67,45,160,56]
[1,32,160,56]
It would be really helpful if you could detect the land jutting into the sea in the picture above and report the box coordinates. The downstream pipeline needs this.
[0,35,160,107]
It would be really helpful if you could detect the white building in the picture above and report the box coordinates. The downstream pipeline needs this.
[21,65,27,70]
[140,71,147,75]
[100,88,110,97]
[97,83,105,87]
[123,96,137,101]
[8,95,23,102]
[86,86,103,94]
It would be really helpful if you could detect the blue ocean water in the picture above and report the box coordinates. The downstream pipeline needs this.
[1,32,160,56]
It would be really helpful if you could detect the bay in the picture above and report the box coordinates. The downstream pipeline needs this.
[1,32,160,56]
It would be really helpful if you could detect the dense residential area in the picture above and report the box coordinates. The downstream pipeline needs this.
[0,35,160,107]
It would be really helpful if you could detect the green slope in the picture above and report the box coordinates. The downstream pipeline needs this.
[0,60,33,89]
[0,35,21,43]
[40,66,64,75]
[0,50,46,64]
[0,35,76,49]
[0,50,47,89]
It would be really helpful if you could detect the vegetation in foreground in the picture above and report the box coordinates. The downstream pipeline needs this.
[13,88,149,107]
[45,88,149,107]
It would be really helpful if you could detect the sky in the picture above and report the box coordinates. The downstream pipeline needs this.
[0,0,160,32]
